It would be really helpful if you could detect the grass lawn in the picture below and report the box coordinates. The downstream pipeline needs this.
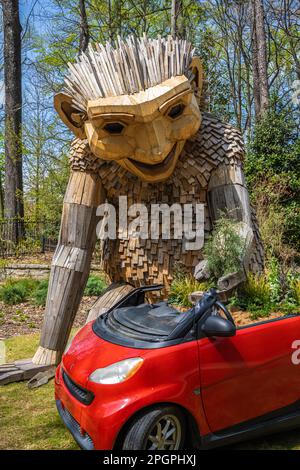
[0,333,79,450]
[1,333,300,450]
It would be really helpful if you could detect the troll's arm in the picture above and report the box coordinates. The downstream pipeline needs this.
[195,163,254,291]
[32,168,105,366]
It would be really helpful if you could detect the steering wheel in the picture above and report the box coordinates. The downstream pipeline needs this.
[211,300,235,325]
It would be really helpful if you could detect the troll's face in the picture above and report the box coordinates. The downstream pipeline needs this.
[55,37,202,183]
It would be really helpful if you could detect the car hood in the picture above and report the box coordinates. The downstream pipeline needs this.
[62,322,146,387]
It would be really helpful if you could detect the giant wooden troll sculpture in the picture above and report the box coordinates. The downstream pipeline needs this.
[30,35,263,368]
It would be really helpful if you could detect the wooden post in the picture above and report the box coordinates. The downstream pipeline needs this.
[32,167,105,365]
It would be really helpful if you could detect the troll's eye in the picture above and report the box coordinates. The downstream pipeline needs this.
[168,103,185,119]
[103,122,125,134]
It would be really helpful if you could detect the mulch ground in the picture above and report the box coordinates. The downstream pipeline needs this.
[231,309,282,326]
[0,296,98,340]
[0,253,106,339]
[2,253,54,265]
[0,297,285,341]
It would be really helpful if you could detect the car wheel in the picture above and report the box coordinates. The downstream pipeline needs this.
[122,406,186,450]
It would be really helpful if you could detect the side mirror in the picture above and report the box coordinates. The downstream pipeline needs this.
[201,315,236,338]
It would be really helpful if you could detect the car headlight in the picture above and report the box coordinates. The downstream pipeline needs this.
[89,358,143,384]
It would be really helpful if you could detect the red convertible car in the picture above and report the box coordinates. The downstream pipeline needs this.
[55,286,300,450]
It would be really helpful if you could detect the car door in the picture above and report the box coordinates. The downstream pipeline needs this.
[198,315,300,433]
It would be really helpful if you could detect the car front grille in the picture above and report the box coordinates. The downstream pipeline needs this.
[56,399,94,450]
[62,370,94,405]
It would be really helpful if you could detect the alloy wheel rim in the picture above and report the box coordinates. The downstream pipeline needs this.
[146,414,182,450]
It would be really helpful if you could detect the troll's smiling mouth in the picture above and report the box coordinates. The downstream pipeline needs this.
[126,144,177,176]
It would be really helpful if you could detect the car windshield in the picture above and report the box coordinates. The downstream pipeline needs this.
[92,300,194,346]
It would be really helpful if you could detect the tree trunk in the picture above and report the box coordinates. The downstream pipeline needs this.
[251,0,261,119]
[171,0,180,37]
[255,0,269,114]
[78,0,89,54]
[251,0,269,119]
[2,0,24,242]
[0,170,4,218]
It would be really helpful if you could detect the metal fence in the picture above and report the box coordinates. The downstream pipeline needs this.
[0,218,60,258]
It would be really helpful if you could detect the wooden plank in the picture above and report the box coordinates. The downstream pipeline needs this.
[208,183,252,225]
[0,361,52,385]
[86,284,135,323]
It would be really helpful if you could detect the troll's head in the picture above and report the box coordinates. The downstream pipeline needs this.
[55,35,202,183]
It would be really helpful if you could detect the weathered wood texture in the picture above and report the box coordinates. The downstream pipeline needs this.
[0,359,51,385]
[30,100,264,372]
[55,72,202,185]
[32,170,105,365]
[1,33,265,379]
[30,110,264,369]
[86,283,135,323]
[63,35,195,111]
[68,112,264,302]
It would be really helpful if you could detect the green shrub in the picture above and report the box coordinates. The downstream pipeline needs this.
[0,282,28,305]
[241,273,271,305]
[0,278,39,305]
[203,215,246,280]
[231,268,300,319]
[84,276,107,296]
[16,278,39,292]
[245,108,300,255]
[169,276,210,307]
[231,273,273,318]
[251,176,298,264]
[290,278,300,305]
[0,275,108,306]
[32,280,49,306]
[0,278,40,306]
[281,272,300,314]
[266,257,281,304]
[245,108,300,188]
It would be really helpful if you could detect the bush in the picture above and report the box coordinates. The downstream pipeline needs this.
[169,276,210,307]
[84,276,107,296]
[0,279,39,305]
[281,272,300,314]
[33,275,108,304]
[239,273,271,308]
[245,108,300,187]
[229,265,300,319]
[251,176,298,264]
[290,278,300,305]
[0,283,28,305]
[245,107,300,255]
[0,274,108,306]
[15,278,39,292]
[266,257,281,304]
[32,280,49,306]
[203,215,246,280]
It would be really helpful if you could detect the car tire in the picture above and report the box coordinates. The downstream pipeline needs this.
[122,406,186,450]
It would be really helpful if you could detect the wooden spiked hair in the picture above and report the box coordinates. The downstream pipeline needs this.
[63,34,196,112]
